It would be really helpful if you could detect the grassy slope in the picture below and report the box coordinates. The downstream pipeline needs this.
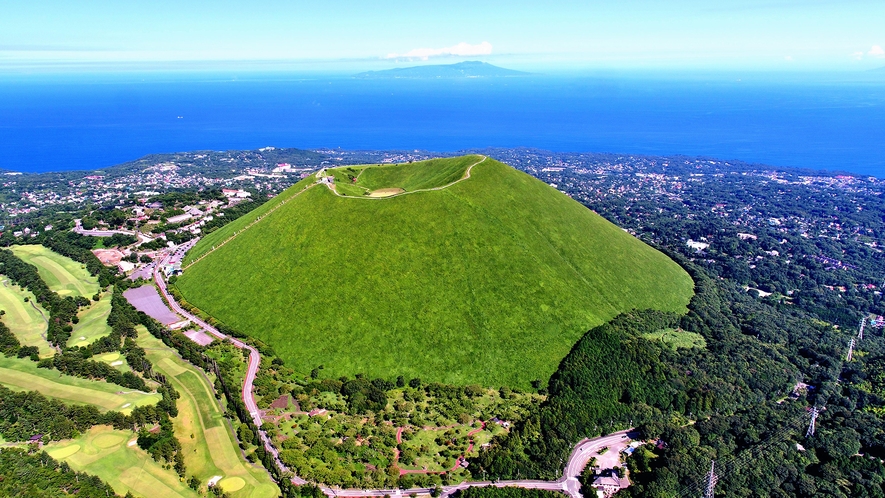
[137,331,278,498]
[0,355,158,414]
[45,425,200,498]
[183,174,317,264]
[179,157,694,388]
[9,244,100,298]
[0,279,54,357]
[354,156,475,192]
[68,289,113,348]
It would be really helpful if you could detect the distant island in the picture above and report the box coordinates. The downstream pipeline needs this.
[354,60,529,79]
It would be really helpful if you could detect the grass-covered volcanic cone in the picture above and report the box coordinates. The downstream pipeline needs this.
[177,155,693,388]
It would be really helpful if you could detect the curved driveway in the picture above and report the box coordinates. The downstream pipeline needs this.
[153,245,632,498]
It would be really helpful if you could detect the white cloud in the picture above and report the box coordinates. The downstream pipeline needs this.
[851,51,864,60]
[386,41,492,60]
[869,45,885,57]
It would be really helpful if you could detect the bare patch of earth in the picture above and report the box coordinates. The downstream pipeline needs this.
[368,188,405,197]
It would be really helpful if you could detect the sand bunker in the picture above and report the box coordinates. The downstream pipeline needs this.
[94,433,125,449]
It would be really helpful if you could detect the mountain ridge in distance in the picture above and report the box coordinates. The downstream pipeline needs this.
[354,60,530,79]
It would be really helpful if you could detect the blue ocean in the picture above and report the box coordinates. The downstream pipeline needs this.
[1,71,884,176]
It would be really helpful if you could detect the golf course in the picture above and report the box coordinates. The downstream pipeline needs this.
[0,245,277,497]
[9,244,100,298]
[68,289,114,348]
[136,329,279,498]
[0,354,159,414]
[0,278,54,357]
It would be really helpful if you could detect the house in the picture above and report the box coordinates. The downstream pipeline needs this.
[592,474,622,496]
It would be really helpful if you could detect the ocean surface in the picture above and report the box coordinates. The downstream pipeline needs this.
[1,71,884,176]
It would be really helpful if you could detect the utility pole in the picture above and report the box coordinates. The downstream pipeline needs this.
[703,460,718,498]
[847,338,856,361]
[806,406,819,438]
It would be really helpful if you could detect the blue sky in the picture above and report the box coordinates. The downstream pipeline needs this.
[1,0,884,71]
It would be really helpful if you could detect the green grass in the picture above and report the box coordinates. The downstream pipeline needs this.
[642,328,707,350]
[338,156,475,193]
[9,245,100,298]
[44,425,200,498]
[0,278,54,357]
[0,355,159,414]
[183,174,317,264]
[136,330,279,498]
[179,156,694,389]
[68,289,114,348]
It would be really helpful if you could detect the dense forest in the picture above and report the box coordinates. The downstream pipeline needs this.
[453,488,562,498]
[2,149,885,496]
[476,254,885,496]
[0,448,122,498]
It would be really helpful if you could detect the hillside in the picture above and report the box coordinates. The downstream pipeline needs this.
[354,61,529,79]
[177,155,694,388]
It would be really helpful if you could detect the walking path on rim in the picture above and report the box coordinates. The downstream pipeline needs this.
[186,155,485,270]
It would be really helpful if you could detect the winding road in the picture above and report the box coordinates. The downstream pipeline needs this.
[153,246,632,498]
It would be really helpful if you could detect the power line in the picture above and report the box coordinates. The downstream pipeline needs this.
[703,460,717,498]
[805,406,819,438]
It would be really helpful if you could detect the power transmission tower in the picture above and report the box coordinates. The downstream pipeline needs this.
[703,460,718,498]
[847,338,855,361]
[858,316,865,340]
[806,406,819,438]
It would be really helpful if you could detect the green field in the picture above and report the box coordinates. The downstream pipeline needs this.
[326,156,476,197]
[179,156,694,388]
[0,355,158,414]
[45,425,200,498]
[0,278,54,357]
[136,330,279,498]
[642,328,707,350]
[9,245,100,298]
[69,289,114,348]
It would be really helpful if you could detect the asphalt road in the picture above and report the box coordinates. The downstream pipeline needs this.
[153,240,633,498]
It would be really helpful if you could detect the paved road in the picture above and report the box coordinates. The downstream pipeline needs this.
[153,240,633,498]
[73,219,154,245]
[73,219,136,237]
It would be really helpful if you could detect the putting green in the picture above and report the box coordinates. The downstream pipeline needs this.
[219,477,246,492]
[0,279,53,357]
[93,433,125,449]
[9,245,100,298]
[47,444,81,459]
